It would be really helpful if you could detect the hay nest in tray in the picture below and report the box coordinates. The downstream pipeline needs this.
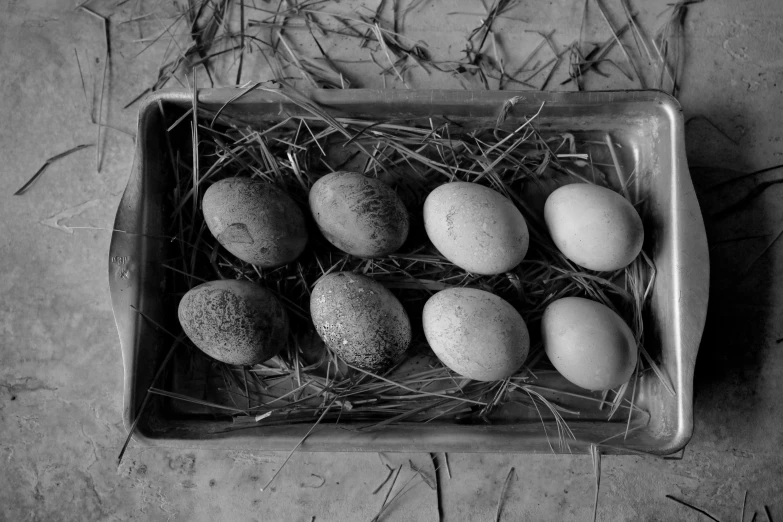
[149,86,663,449]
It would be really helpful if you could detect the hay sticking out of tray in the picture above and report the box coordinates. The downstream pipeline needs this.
[151,87,659,445]
[118,0,702,107]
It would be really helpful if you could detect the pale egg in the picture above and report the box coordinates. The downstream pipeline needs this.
[423,182,529,275]
[544,183,643,271]
[423,287,529,381]
[542,296,637,391]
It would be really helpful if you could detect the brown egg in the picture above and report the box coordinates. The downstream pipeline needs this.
[310,272,411,372]
[309,172,409,258]
[202,177,308,268]
[178,280,288,366]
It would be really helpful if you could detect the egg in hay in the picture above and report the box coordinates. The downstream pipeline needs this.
[202,177,308,268]
[423,182,529,275]
[422,287,529,381]
[178,280,289,366]
[544,183,643,271]
[542,296,637,391]
[309,172,409,258]
[310,272,411,372]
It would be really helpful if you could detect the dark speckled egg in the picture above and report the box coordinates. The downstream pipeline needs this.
[309,172,409,258]
[310,272,411,372]
[178,280,288,366]
[203,177,308,268]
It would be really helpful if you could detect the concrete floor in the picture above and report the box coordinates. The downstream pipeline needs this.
[2,0,782,520]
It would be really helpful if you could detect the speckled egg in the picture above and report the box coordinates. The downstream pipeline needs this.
[202,177,308,267]
[422,288,529,381]
[309,172,409,258]
[178,280,289,366]
[310,272,411,372]
[544,183,644,271]
[542,296,637,391]
[423,182,529,275]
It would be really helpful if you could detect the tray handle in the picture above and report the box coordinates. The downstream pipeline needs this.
[660,95,710,452]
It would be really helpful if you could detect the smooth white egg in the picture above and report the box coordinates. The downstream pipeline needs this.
[542,296,637,391]
[544,183,643,271]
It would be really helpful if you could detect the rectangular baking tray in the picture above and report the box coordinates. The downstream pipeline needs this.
[109,89,709,455]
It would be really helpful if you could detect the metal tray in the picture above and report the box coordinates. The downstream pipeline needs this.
[109,89,709,454]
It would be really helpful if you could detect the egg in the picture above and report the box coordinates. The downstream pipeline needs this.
[310,272,411,372]
[544,183,643,271]
[542,296,637,391]
[178,280,289,366]
[309,171,409,258]
[423,182,529,275]
[422,288,529,381]
[202,177,308,267]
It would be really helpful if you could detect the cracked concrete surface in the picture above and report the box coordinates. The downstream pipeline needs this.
[1,0,783,520]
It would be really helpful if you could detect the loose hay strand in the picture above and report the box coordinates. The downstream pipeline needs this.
[590,444,602,522]
[80,6,110,172]
[117,334,185,466]
[191,70,200,222]
[260,398,337,492]
[373,464,402,521]
[665,494,723,522]
[372,466,395,494]
[14,144,94,196]
[494,467,515,522]
[594,0,642,87]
